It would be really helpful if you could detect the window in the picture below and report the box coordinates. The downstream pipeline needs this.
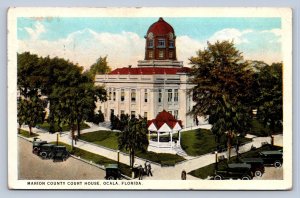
[144,89,148,103]
[148,39,154,48]
[120,110,125,115]
[113,89,116,101]
[158,39,165,47]
[169,51,173,59]
[148,51,153,59]
[158,89,162,103]
[144,112,148,119]
[169,40,174,48]
[174,89,178,102]
[168,89,173,102]
[174,110,178,119]
[131,111,135,119]
[121,89,125,101]
[108,89,112,100]
[131,89,136,102]
[159,50,164,58]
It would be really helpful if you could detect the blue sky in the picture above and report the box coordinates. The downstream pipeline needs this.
[17,17,282,69]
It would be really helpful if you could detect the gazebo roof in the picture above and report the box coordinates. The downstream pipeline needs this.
[147,110,182,132]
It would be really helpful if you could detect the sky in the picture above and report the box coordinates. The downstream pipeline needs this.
[17,17,282,70]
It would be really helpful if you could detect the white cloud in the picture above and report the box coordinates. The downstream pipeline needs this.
[24,21,45,40]
[19,28,145,70]
[208,28,253,44]
[261,28,282,43]
[176,35,204,66]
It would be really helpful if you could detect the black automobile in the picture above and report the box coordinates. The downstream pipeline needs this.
[105,164,122,180]
[32,138,48,154]
[259,150,283,168]
[38,143,55,159]
[52,146,70,161]
[239,158,265,177]
[214,163,253,180]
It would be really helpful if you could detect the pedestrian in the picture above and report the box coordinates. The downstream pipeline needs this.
[144,161,149,176]
[181,170,186,180]
[147,162,153,177]
[138,165,143,180]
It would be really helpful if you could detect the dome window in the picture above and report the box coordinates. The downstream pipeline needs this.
[169,40,174,48]
[148,39,154,48]
[158,39,166,48]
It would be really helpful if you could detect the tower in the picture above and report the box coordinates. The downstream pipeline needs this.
[138,17,182,68]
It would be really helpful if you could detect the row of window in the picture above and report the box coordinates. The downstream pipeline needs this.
[108,88,179,103]
[148,39,174,48]
[148,50,173,59]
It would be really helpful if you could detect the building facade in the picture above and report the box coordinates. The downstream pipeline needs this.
[95,17,205,128]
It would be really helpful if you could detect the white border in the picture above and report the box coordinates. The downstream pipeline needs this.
[7,7,293,190]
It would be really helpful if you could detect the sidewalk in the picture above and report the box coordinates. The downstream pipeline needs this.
[20,125,282,180]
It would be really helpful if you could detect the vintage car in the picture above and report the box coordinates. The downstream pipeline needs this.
[52,146,70,161]
[32,138,48,154]
[239,158,265,177]
[214,163,253,180]
[38,143,56,159]
[259,150,283,168]
[105,164,122,180]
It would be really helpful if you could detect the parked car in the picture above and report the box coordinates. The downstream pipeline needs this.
[32,138,48,154]
[259,150,283,168]
[239,158,265,177]
[52,146,70,161]
[105,164,122,180]
[214,163,253,180]
[38,143,55,159]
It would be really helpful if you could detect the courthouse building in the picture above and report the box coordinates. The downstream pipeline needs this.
[95,17,206,129]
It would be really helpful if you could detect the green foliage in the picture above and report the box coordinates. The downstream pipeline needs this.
[17,52,107,136]
[85,56,112,80]
[189,41,255,153]
[17,95,46,135]
[80,130,119,150]
[255,63,283,135]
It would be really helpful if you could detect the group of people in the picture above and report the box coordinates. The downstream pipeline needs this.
[134,161,153,180]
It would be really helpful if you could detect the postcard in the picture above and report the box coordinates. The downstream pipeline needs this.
[7,7,292,190]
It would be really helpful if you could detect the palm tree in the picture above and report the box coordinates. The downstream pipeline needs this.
[118,117,149,167]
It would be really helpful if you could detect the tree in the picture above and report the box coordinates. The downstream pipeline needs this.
[118,117,149,167]
[256,63,283,144]
[189,41,255,160]
[85,56,112,80]
[17,95,46,135]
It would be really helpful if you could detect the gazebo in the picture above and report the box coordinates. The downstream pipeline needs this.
[147,110,183,153]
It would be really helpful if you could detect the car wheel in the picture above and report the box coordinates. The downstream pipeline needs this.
[214,175,222,180]
[254,170,263,177]
[241,175,251,180]
[40,152,47,159]
[33,147,39,153]
[48,153,54,159]
[274,161,282,168]
[107,176,115,180]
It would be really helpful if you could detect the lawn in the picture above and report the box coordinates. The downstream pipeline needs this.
[50,141,132,177]
[18,129,39,138]
[189,144,283,179]
[37,122,90,132]
[249,119,282,137]
[180,129,252,157]
[80,130,185,165]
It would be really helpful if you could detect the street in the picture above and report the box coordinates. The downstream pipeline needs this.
[18,137,106,180]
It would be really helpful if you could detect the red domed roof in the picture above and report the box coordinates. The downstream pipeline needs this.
[147,110,182,130]
[147,17,174,35]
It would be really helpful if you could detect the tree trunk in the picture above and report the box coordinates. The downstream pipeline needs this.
[77,118,81,138]
[131,149,135,168]
[71,124,75,150]
[18,123,21,134]
[29,125,32,136]
[129,149,133,167]
[227,131,233,161]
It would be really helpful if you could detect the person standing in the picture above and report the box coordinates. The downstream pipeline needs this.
[138,165,143,180]
[181,170,186,180]
[147,162,153,177]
